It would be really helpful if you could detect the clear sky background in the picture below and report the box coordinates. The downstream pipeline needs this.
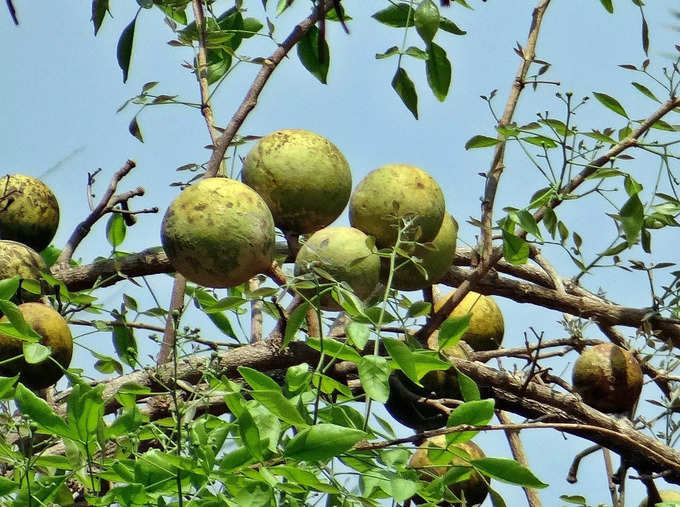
[2,1,680,505]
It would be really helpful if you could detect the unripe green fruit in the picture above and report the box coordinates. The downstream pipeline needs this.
[435,291,505,352]
[0,302,73,390]
[0,174,60,251]
[389,213,458,291]
[242,129,352,234]
[0,241,48,301]
[294,226,380,310]
[572,343,643,413]
[639,490,680,506]
[409,435,489,506]
[161,178,275,288]
[349,164,445,247]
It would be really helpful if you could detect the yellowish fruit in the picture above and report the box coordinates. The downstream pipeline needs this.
[390,213,458,291]
[572,343,643,413]
[0,302,73,390]
[434,291,504,352]
[294,226,380,310]
[0,174,60,251]
[0,240,47,301]
[161,178,275,288]
[409,435,489,506]
[639,490,680,506]
[349,164,445,247]
[242,129,352,234]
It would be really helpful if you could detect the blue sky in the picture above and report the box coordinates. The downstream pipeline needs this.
[2,1,680,505]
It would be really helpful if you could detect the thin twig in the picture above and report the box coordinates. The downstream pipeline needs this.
[567,444,601,483]
[55,160,136,268]
[602,448,619,507]
[497,411,542,507]
[249,275,264,343]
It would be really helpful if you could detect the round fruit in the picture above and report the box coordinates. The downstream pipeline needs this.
[384,370,450,431]
[572,343,643,413]
[242,129,352,234]
[389,213,458,291]
[0,240,48,300]
[0,302,73,390]
[294,226,380,310]
[434,291,505,352]
[0,174,60,252]
[409,435,489,506]
[639,490,680,507]
[161,178,275,288]
[349,164,445,247]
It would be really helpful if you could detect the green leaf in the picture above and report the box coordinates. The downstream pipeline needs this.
[347,321,370,349]
[426,42,452,101]
[117,17,137,83]
[624,174,643,197]
[358,355,390,402]
[472,457,548,488]
[15,384,74,439]
[404,46,429,60]
[446,399,495,443]
[620,194,644,246]
[23,342,50,364]
[106,213,127,248]
[249,390,308,427]
[502,231,529,265]
[465,135,500,149]
[284,424,367,462]
[414,0,439,44]
[0,301,40,341]
[439,16,466,35]
[307,336,362,363]
[276,0,295,15]
[91,0,109,35]
[406,301,431,318]
[0,375,17,400]
[593,91,629,118]
[297,25,329,84]
[67,383,105,444]
[112,324,137,368]
[376,46,400,59]
[0,276,19,300]
[521,135,558,148]
[437,315,470,351]
[238,407,264,461]
[455,368,479,401]
[128,115,143,142]
[391,475,419,502]
[599,0,613,13]
[392,67,419,119]
[239,366,282,392]
[372,3,414,28]
[0,476,17,496]
[282,302,309,348]
[516,209,543,241]
[383,338,418,385]
[632,81,660,103]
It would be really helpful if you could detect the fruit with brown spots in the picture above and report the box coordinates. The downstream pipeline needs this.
[409,435,489,506]
[242,129,352,234]
[639,490,680,507]
[160,178,275,288]
[294,226,380,310]
[0,174,60,251]
[0,302,73,390]
[572,343,643,413]
[434,291,505,352]
[0,240,48,300]
[349,164,445,247]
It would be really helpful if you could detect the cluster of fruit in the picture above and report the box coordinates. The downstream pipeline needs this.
[0,175,73,390]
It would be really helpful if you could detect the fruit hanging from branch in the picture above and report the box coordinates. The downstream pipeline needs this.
[0,302,72,390]
[242,129,352,234]
[0,240,48,301]
[349,164,446,247]
[0,174,60,252]
[160,177,275,288]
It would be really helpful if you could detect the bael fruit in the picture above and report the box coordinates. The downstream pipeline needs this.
[639,490,680,507]
[572,343,643,413]
[349,164,445,247]
[434,291,505,352]
[389,213,458,291]
[294,226,380,310]
[161,177,275,288]
[409,435,489,506]
[0,174,60,252]
[242,129,352,234]
[0,302,73,390]
[0,240,48,301]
